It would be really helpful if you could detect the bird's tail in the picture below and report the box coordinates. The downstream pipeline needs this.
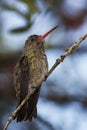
[16,88,40,122]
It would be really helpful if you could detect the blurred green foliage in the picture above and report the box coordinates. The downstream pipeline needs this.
[1,0,40,33]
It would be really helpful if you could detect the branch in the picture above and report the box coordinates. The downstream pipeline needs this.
[3,90,36,130]
[46,33,87,78]
[3,33,87,130]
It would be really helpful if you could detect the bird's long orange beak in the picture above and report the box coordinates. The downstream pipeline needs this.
[38,25,59,41]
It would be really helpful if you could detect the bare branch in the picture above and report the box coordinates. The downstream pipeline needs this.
[3,89,36,130]
[46,33,87,78]
[3,33,87,130]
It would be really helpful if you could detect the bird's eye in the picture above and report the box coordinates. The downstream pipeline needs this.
[30,38,35,42]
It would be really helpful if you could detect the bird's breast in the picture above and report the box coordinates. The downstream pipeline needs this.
[27,50,48,88]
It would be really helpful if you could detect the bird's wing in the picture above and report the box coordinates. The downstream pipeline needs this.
[14,56,40,121]
[14,56,29,121]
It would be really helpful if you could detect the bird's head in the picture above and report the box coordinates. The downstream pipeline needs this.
[25,26,58,48]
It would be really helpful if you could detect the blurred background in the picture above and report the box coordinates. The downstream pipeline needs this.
[0,0,87,130]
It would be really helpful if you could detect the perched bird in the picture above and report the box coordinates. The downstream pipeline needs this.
[14,26,58,122]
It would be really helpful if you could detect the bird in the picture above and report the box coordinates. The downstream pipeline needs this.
[14,26,58,122]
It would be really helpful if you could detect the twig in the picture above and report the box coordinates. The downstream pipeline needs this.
[3,33,87,130]
[46,33,87,78]
[3,90,36,130]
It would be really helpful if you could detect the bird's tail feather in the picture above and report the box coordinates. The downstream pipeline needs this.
[16,103,27,122]
[16,88,40,122]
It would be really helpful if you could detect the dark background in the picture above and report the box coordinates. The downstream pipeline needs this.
[0,0,87,130]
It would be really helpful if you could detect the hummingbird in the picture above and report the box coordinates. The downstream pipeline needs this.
[14,26,58,122]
